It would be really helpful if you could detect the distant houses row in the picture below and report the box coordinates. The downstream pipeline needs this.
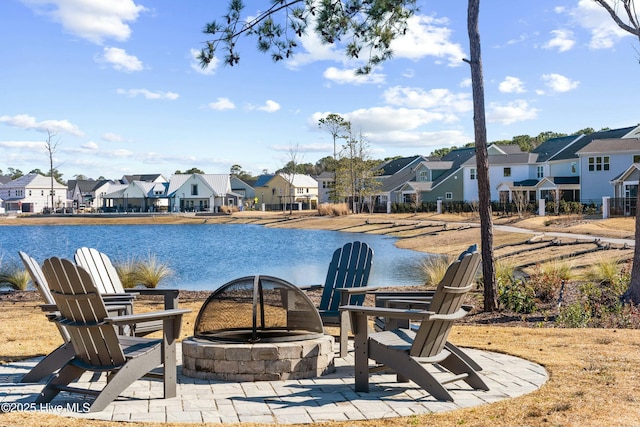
[1,123,639,216]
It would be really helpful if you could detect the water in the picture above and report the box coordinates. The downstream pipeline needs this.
[0,223,428,290]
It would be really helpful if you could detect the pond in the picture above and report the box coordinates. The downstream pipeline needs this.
[0,223,429,290]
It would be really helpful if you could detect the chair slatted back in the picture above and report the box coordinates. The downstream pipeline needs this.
[410,251,480,358]
[19,251,71,343]
[318,241,374,312]
[75,247,124,294]
[42,257,126,367]
[19,251,55,305]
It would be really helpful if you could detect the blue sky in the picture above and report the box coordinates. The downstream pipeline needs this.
[0,0,638,180]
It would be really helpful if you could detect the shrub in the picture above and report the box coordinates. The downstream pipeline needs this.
[318,203,349,216]
[497,277,536,314]
[528,263,566,303]
[557,302,591,328]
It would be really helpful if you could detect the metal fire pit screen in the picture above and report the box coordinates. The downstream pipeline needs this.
[194,275,325,343]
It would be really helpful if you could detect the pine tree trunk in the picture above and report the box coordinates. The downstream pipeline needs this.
[467,0,497,311]
[624,185,640,303]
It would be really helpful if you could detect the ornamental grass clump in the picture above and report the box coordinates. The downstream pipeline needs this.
[133,253,173,289]
[318,203,349,216]
[420,254,453,287]
[114,257,138,289]
[0,262,30,291]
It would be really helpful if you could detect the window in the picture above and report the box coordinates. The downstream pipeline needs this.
[445,192,453,200]
[537,166,543,179]
[470,168,477,180]
[503,167,511,177]
[419,170,429,181]
[191,184,198,195]
[29,190,32,196]
[7,190,10,197]
[41,190,44,196]
[634,154,640,163]
[297,187,304,194]
[571,162,577,174]
[588,156,609,172]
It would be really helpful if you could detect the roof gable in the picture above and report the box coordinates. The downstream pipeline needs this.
[551,126,636,161]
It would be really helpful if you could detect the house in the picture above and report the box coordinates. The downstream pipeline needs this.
[103,180,170,212]
[167,174,240,212]
[577,127,640,207]
[463,144,538,202]
[230,176,255,208]
[0,173,67,213]
[316,171,335,204]
[67,179,115,212]
[407,148,476,204]
[252,173,318,209]
[121,174,168,185]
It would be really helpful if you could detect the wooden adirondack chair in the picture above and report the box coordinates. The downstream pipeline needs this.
[342,249,489,400]
[74,247,180,337]
[18,251,75,383]
[312,241,375,358]
[36,257,189,413]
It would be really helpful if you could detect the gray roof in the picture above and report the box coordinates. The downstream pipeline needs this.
[551,126,636,161]
[532,135,583,162]
[377,156,424,177]
[462,152,538,166]
[576,138,640,155]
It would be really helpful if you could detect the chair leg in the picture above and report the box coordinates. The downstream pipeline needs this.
[20,342,75,383]
[339,310,349,358]
[445,342,483,372]
[439,352,489,391]
[90,348,162,412]
[352,314,370,392]
[35,363,85,404]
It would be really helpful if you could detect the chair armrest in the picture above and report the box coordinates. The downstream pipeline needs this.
[337,286,382,296]
[105,308,191,326]
[40,303,58,312]
[340,304,435,321]
[125,288,180,309]
[102,293,137,303]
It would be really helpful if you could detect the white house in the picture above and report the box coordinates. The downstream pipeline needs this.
[0,173,67,213]
[167,174,239,212]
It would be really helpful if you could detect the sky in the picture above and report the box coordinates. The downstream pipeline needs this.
[0,0,638,181]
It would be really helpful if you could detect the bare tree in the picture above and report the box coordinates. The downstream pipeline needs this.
[281,143,303,214]
[593,0,640,303]
[319,114,351,203]
[44,130,60,212]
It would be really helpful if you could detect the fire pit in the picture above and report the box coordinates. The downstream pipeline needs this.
[182,275,335,381]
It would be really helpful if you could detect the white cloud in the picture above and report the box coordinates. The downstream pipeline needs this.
[568,0,633,49]
[108,149,134,158]
[81,141,98,150]
[345,106,452,133]
[270,143,333,153]
[367,129,471,147]
[190,48,218,75]
[97,47,143,72]
[383,86,472,114]
[390,15,467,67]
[102,132,124,142]
[543,29,575,52]
[0,140,47,149]
[487,100,539,125]
[207,98,235,111]
[323,67,386,85]
[541,73,579,93]
[116,88,179,100]
[0,113,85,136]
[285,30,344,69]
[287,13,466,69]
[21,0,146,44]
[251,100,280,113]
[459,78,472,88]
[498,76,526,93]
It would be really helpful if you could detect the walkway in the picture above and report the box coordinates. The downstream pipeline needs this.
[0,343,547,424]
